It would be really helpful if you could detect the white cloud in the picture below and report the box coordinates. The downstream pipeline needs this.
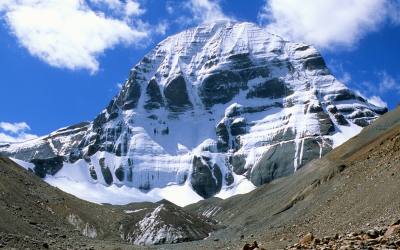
[0,121,38,143]
[368,95,388,108]
[88,0,145,17]
[259,0,398,48]
[355,71,399,107]
[125,0,145,17]
[0,121,30,133]
[155,21,168,35]
[89,0,123,10]
[361,71,400,95]
[339,72,352,85]
[185,0,231,24]
[0,0,149,73]
[377,71,400,94]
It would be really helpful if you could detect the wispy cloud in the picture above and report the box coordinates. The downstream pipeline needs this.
[355,71,400,108]
[259,0,400,49]
[360,71,400,96]
[0,121,38,143]
[185,0,231,24]
[328,61,394,108]
[0,0,149,73]
[377,71,400,94]
[367,95,388,108]
[0,121,30,133]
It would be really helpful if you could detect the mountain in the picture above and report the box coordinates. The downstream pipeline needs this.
[0,21,387,205]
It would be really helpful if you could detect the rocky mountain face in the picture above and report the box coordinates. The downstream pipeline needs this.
[0,21,387,203]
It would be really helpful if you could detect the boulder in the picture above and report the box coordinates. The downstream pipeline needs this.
[299,232,314,246]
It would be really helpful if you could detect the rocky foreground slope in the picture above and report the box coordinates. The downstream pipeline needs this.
[0,157,217,249]
[0,21,386,204]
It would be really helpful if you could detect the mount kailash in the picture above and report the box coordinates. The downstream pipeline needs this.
[0,21,387,206]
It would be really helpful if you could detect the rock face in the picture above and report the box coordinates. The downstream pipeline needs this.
[0,21,386,203]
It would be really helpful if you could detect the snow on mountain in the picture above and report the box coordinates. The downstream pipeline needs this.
[0,21,387,206]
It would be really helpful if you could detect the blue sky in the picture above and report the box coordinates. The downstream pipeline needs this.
[0,0,399,141]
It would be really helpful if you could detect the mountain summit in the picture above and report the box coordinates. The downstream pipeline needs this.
[0,21,386,205]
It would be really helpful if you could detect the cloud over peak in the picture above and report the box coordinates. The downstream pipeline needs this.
[259,0,399,49]
[0,121,38,143]
[186,0,232,24]
[0,0,149,73]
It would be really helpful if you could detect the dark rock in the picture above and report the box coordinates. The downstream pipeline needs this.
[31,156,65,178]
[115,166,125,182]
[164,75,193,112]
[121,80,141,110]
[250,142,295,186]
[309,103,323,113]
[57,122,90,133]
[303,56,326,70]
[144,79,164,110]
[317,112,335,135]
[161,127,169,135]
[332,89,357,102]
[295,45,310,51]
[99,158,113,185]
[216,122,229,152]
[191,156,222,198]
[367,229,379,239]
[225,172,234,186]
[200,71,243,107]
[239,66,270,82]
[89,166,97,180]
[353,118,370,127]
[108,112,118,121]
[227,53,253,69]
[230,118,247,136]
[327,105,338,114]
[230,154,247,175]
[375,107,388,115]
[271,129,295,143]
[301,138,332,166]
[334,114,349,126]
[247,78,293,99]
[225,103,284,118]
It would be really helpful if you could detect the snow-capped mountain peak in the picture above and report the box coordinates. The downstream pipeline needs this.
[0,21,387,206]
